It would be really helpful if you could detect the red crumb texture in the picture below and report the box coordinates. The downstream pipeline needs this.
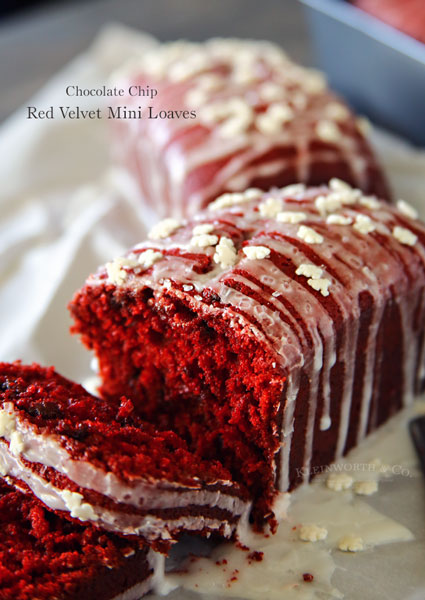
[0,361,239,488]
[0,479,151,600]
[70,286,282,524]
[303,573,314,583]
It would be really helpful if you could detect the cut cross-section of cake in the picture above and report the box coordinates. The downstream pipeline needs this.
[0,478,157,600]
[111,38,390,218]
[69,182,425,526]
[0,362,250,551]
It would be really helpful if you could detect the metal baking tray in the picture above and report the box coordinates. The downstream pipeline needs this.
[299,0,425,145]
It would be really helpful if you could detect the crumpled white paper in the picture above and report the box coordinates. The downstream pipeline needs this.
[0,24,425,600]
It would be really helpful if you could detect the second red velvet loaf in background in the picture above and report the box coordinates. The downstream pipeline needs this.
[112,38,389,218]
[70,181,424,524]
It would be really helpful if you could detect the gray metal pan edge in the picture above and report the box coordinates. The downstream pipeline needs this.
[299,0,425,146]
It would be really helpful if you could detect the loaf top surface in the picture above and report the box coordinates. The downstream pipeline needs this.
[85,181,424,370]
[114,38,388,207]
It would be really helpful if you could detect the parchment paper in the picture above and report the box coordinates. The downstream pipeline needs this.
[0,24,425,600]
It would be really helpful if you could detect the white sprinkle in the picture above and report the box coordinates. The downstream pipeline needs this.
[299,524,328,542]
[209,188,262,211]
[297,225,324,244]
[9,431,25,456]
[327,472,353,491]
[397,199,418,220]
[280,183,306,197]
[320,415,332,431]
[338,535,365,552]
[303,69,327,94]
[353,214,376,234]
[354,480,378,496]
[148,218,180,240]
[326,214,352,225]
[256,103,294,135]
[200,98,254,138]
[106,258,128,286]
[60,490,98,522]
[359,196,380,210]
[393,226,417,246]
[329,178,352,193]
[296,263,323,280]
[272,291,280,298]
[243,246,271,260]
[137,249,164,268]
[315,194,342,215]
[307,278,331,297]
[190,233,219,248]
[183,284,194,292]
[258,82,285,102]
[325,102,350,122]
[276,211,306,224]
[213,237,238,268]
[192,223,215,235]
[357,116,371,135]
[259,197,283,218]
[316,120,341,143]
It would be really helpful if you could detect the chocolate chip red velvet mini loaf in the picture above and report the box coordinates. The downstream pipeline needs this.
[0,478,156,600]
[112,38,389,218]
[69,181,425,524]
[0,362,249,551]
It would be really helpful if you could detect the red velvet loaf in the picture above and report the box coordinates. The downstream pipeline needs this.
[70,181,425,525]
[0,478,156,600]
[112,38,389,218]
[0,362,249,552]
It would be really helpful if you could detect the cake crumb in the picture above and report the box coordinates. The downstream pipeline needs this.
[354,480,378,496]
[299,524,328,542]
[326,472,353,491]
[247,551,264,562]
[338,535,364,552]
